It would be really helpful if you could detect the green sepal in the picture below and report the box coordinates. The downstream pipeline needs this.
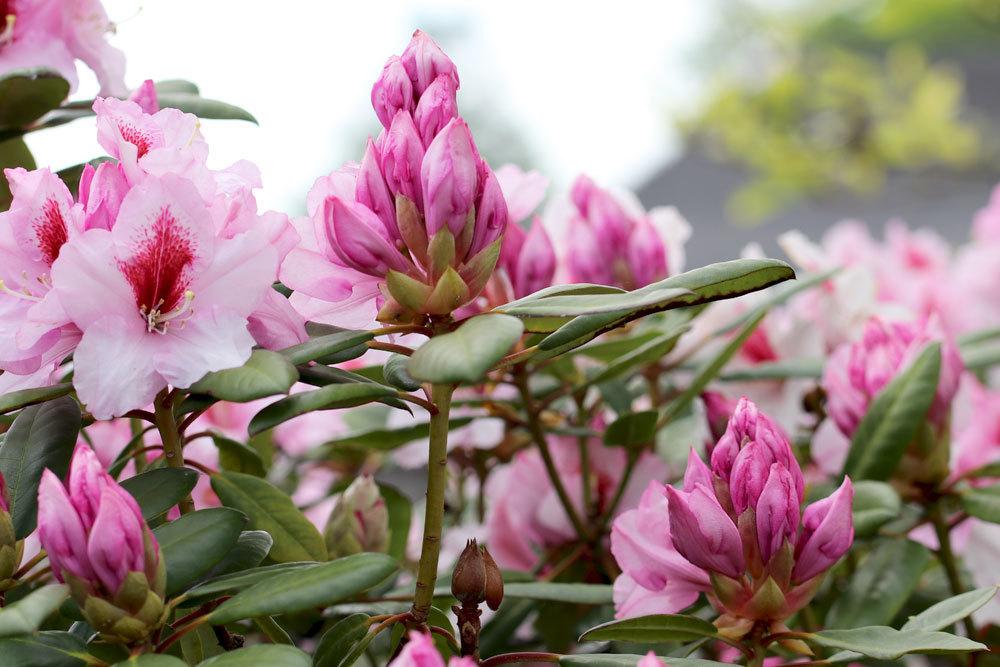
[386,270,433,313]
[396,195,428,265]
[424,266,470,315]
[461,238,502,298]
[427,228,456,280]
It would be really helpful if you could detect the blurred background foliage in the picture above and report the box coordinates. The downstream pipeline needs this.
[683,0,1000,223]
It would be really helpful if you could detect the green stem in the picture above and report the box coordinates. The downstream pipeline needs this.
[514,371,589,541]
[153,389,195,515]
[574,394,594,517]
[410,383,455,624]
[930,503,978,641]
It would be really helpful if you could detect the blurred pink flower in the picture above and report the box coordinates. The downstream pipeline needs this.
[388,631,474,667]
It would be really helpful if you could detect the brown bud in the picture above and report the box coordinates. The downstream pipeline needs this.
[481,545,504,611]
[451,539,486,605]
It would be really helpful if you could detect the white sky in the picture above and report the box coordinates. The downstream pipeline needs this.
[25,1,712,213]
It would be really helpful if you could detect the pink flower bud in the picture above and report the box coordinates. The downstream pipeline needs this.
[356,139,399,241]
[509,218,556,299]
[565,215,614,285]
[68,445,112,530]
[754,464,800,564]
[469,163,509,257]
[682,448,713,492]
[421,118,478,238]
[587,187,632,250]
[323,196,410,277]
[400,30,460,96]
[792,477,854,583]
[78,161,128,232]
[627,217,668,287]
[570,174,598,217]
[37,470,94,584]
[413,75,458,147]
[87,486,149,594]
[665,484,745,578]
[729,440,775,515]
[0,472,9,513]
[371,56,414,130]
[702,391,735,445]
[128,79,159,115]
[382,111,426,210]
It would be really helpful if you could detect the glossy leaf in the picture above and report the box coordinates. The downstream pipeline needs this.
[408,314,524,383]
[211,435,266,477]
[120,467,199,522]
[583,329,687,388]
[0,136,35,209]
[383,354,421,391]
[902,586,1000,631]
[842,343,941,480]
[0,585,68,638]
[0,397,81,538]
[381,483,412,561]
[0,383,73,416]
[195,645,312,666]
[190,350,298,402]
[154,507,247,596]
[249,384,396,436]
[0,631,88,667]
[211,471,327,562]
[960,484,1000,523]
[281,329,374,366]
[0,69,70,128]
[810,627,986,660]
[604,411,658,449]
[208,553,398,624]
[200,530,275,581]
[499,286,692,318]
[579,614,719,643]
[314,613,369,667]
[503,582,613,605]
[851,480,902,538]
[155,93,257,124]
[313,417,473,456]
[186,562,317,602]
[113,656,187,666]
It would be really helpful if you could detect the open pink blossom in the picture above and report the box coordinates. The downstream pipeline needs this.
[51,174,277,418]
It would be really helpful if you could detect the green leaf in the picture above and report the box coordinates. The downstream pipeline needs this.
[960,484,1000,523]
[383,354,421,391]
[0,69,70,128]
[826,539,931,629]
[0,383,73,415]
[711,269,836,336]
[113,656,188,666]
[661,309,767,424]
[200,530,274,580]
[408,314,524,384]
[560,656,729,667]
[499,286,692,318]
[842,343,941,480]
[903,586,1000,631]
[579,614,720,643]
[211,471,327,562]
[500,283,625,310]
[208,553,397,624]
[583,329,687,388]
[503,582,613,605]
[0,396,80,538]
[155,79,200,94]
[185,562,317,601]
[851,480,902,538]
[604,411,658,449]
[190,350,298,402]
[153,507,247,596]
[719,359,823,381]
[810,627,986,660]
[313,417,473,456]
[0,585,68,638]
[120,467,199,522]
[381,483,412,561]
[0,631,88,667]
[195,645,312,666]
[963,460,1000,479]
[211,435,266,477]
[249,384,396,436]
[314,613,369,667]
[155,93,257,124]
[1,136,35,210]
[281,329,374,366]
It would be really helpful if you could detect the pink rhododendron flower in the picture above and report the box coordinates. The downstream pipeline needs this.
[486,434,666,571]
[611,399,854,631]
[0,0,127,96]
[389,631,475,667]
[637,652,669,667]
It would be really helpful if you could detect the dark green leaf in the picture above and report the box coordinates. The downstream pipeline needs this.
[826,539,931,629]
[810,627,986,660]
[208,553,398,624]
[961,485,1000,523]
[312,417,472,456]
[113,656,188,666]
[580,614,719,643]
[408,314,524,384]
[281,329,374,366]
[211,471,327,562]
[195,645,312,666]
[155,79,200,95]
[155,93,257,124]
[1,137,36,210]
[851,481,902,538]
[499,286,692,318]
[200,530,274,580]
[719,359,823,381]
[120,467,199,522]
[0,585,68,637]
[604,411,658,449]
[153,507,247,596]
[0,631,88,667]
[902,586,1000,631]
[0,396,80,537]
[842,343,941,480]
[0,383,73,415]
[0,69,70,128]
[189,350,298,402]
[185,562,317,601]
[383,354,421,391]
[583,329,687,388]
[381,483,412,561]
[249,384,396,436]
[211,435,266,477]
[314,613,369,667]
[503,582,613,605]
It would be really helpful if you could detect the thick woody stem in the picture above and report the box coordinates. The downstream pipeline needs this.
[153,389,195,515]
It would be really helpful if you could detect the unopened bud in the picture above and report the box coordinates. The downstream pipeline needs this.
[324,476,390,559]
[0,473,22,590]
[481,545,504,611]
[451,539,486,605]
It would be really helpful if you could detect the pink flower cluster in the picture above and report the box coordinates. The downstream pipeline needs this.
[612,399,853,629]
[0,0,127,96]
[0,91,302,417]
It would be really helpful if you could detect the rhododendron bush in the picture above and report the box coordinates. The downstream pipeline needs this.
[0,10,998,667]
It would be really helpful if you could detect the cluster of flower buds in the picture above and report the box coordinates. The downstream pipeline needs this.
[450,539,503,658]
[288,31,508,323]
[37,446,166,644]
[324,475,390,559]
[0,473,22,591]
[612,399,853,644]
[563,175,679,289]
[823,317,963,488]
